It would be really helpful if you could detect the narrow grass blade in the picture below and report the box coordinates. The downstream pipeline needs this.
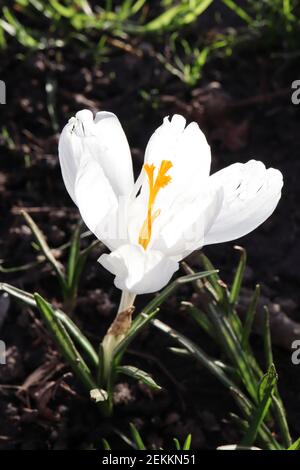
[130,423,146,450]
[241,284,260,349]
[183,433,192,450]
[34,293,97,390]
[263,306,273,369]
[198,253,224,301]
[152,317,238,391]
[288,437,300,450]
[173,438,181,450]
[117,365,161,391]
[152,317,281,450]
[66,223,82,290]
[229,246,247,305]
[221,0,253,24]
[114,270,216,359]
[21,210,66,289]
[272,395,292,448]
[142,0,213,33]
[102,438,111,450]
[207,302,257,400]
[182,301,216,340]
[0,283,98,368]
[241,365,278,447]
[34,293,97,392]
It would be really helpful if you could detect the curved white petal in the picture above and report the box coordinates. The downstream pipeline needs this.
[93,111,134,196]
[58,113,90,202]
[74,153,118,244]
[144,114,211,192]
[58,110,134,203]
[204,160,283,245]
[150,185,224,259]
[98,244,179,294]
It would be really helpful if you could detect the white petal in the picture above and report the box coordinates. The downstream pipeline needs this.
[144,114,211,190]
[58,114,88,202]
[74,153,118,244]
[151,185,224,259]
[58,110,134,203]
[98,244,179,294]
[204,160,283,245]
[93,111,134,196]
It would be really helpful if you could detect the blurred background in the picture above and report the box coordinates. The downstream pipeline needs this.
[0,0,300,450]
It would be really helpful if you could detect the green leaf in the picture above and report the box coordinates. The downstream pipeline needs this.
[221,0,253,24]
[241,284,260,349]
[288,437,300,450]
[152,317,281,450]
[34,293,97,393]
[272,395,292,448]
[21,210,66,291]
[152,317,237,391]
[182,301,216,340]
[173,437,181,450]
[102,438,111,450]
[117,365,161,391]
[257,365,277,402]
[114,269,217,360]
[241,364,278,447]
[142,0,213,32]
[229,246,247,305]
[66,223,82,290]
[0,283,98,368]
[130,423,146,450]
[198,253,224,301]
[263,306,273,370]
[49,0,76,17]
[206,302,257,401]
[183,433,192,450]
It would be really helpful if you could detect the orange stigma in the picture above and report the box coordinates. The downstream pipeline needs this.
[138,159,173,250]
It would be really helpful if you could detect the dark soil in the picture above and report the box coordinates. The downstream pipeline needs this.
[1,2,300,450]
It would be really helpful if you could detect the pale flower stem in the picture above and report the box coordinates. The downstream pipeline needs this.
[99,290,136,394]
[118,290,136,313]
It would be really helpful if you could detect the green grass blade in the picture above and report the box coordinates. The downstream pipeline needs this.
[263,306,273,369]
[130,423,146,450]
[151,317,238,391]
[152,317,281,450]
[288,437,300,450]
[183,433,192,450]
[114,270,216,359]
[241,365,278,447]
[229,246,247,305]
[272,395,292,448]
[173,437,181,450]
[21,210,66,290]
[1,283,98,368]
[102,438,111,450]
[241,284,260,349]
[198,253,224,300]
[117,365,161,391]
[182,301,216,340]
[34,293,97,392]
[207,302,257,400]
[142,0,213,32]
[221,0,253,24]
[66,223,82,289]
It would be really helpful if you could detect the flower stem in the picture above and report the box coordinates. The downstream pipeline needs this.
[97,290,136,413]
[118,290,136,313]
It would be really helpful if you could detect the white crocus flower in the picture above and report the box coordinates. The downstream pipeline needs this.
[59,110,283,309]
